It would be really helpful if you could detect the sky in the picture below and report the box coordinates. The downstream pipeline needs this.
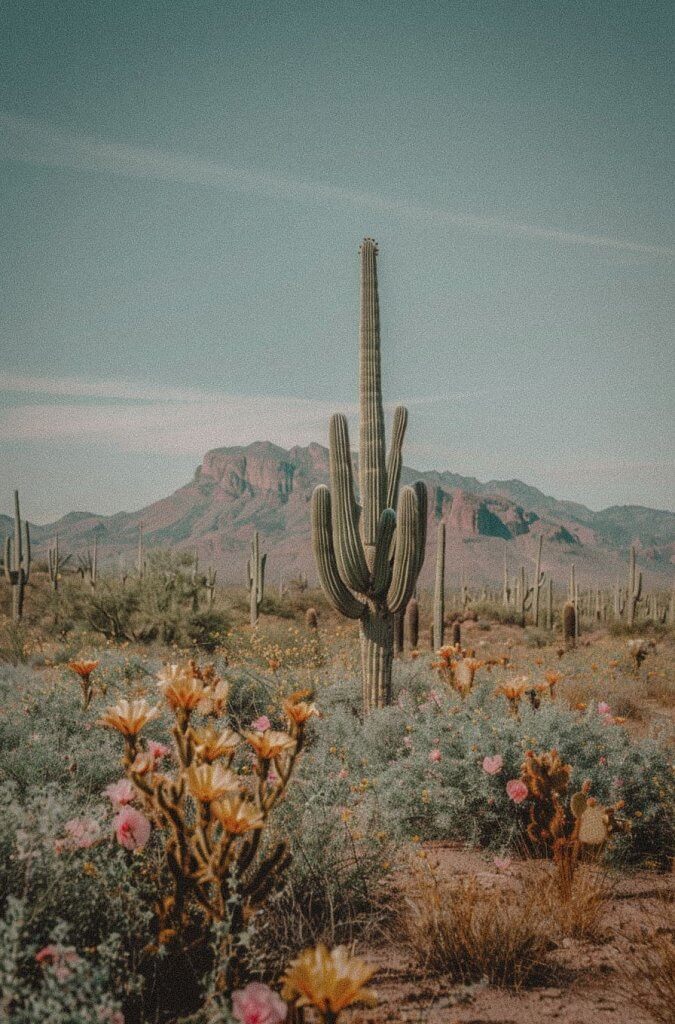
[1,0,673,523]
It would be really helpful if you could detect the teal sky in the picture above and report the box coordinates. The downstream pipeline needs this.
[1,0,673,522]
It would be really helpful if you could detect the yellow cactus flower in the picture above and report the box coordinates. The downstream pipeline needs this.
[187,763,239,803]
[157,664,206,711]
[99,699,159,736]
[193,726,240,762]
[281,943,377,1013]
[244,730,296,760]
[212,795,264,834]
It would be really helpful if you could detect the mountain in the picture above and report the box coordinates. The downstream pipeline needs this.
[3,441,674,588]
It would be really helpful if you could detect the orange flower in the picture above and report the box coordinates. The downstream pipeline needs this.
[99,699,159,736]
[68,660,99,682]
[283,695,319,725]
[187,763,239,803]
[281,943,377,1013]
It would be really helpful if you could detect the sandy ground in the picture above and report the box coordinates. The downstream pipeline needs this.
[342,842,673,1024]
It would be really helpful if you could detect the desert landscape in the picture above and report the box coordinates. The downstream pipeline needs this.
[1,4,673,1023]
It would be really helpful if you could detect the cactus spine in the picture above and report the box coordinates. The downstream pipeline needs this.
[433,521,446,649]
[247,530,266,626]
[311,239,427,712]
[4,490,30,621]
[625,545,642,627]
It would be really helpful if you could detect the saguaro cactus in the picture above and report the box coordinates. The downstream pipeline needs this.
[4,490,30,621]
[205,567,217,609]
[530,535,546,626]
[247,530,266,626]
[436,524,446,643]
[48,534,63,592]
[311,239,427,712]
[404,595,419,650]
[624,545,642,627]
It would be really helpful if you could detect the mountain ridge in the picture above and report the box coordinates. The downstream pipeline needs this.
[3,441,674,588]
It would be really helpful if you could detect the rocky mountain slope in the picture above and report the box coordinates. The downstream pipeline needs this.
[4,441,674,589]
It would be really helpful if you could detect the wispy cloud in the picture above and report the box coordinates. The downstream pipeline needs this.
[2,112,672,259]
[0,373,495,455]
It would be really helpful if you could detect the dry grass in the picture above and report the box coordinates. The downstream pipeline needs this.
[400,866,554,989]
[620,924,675,1024]
[538,860,612,941]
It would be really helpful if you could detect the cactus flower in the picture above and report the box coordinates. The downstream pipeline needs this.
[482,754,503,775]
[231,982,287,1024]
[506,779,528,804]
[113,806,151,850]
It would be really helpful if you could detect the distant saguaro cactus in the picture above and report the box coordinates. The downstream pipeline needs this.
[404,596,419,651]
[433,521,446,649]
[562,601,576,648]
[4,490,30,621]
[624,545,642,628]
[311,239,427,712]
[530,535,546,626]
[205,566,217,609]
[247,530,266,626]
[48,534,64,592]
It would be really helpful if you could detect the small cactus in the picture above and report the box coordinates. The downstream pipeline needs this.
[451,620,461,646]
[305,607,318,630]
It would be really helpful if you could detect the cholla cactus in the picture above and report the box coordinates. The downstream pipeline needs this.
[627,637,654,674]
[99,660,315,979]
[305,607,319,630]
[434,644,483,697]
[495,676,529,715]
[519,749,624,897]
[311,240,427,712]
[248,531,266,626]
[4,490,30,621]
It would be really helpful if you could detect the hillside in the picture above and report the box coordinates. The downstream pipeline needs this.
[3,441,674,588]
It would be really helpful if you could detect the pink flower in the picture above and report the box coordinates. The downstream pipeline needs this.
[597,701,611,716]
[482,755,503,775]
[338,768,349,780]
[113,806,151,851]
[506,779,528,804]
[231,981,288,1024]
[63,817,100,849]
[36,944,80,982]
[429,748,442,763]
[147,740,170,762]
[493,856,512,871]
[104,779,136,808]
[267,769,278,785]
[403,736,413,750]
[251,715,271,733]
[599,756,607,766]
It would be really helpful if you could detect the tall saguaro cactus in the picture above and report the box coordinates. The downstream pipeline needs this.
[311,239,427,712]
[530,535,546,626]
[433,521,446,649]
[247,530,266,626]
[4,490,30,622]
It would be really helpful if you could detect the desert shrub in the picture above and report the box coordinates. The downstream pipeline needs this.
[619,919,675,1024]
[0,621,32,665]
[184,609,232,651]
[401,866,552,988]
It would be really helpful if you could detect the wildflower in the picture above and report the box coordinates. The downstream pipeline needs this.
[147,740,170,762]
[482,754,503,775]
[36,944,80,982]
[493,856,512,871]
[338,768,349,780]
[245,730,296,760]
[597,701,611,717]
[63,817,100,849]
[198,678,230,717]
[281,943,377,1013]
[429,748,442,763]
[403,736,413,750]
[68,659,99,682]
[99,699,159,736]
[251,715,272,732]
[212,795,264,834]
[113,806,151,850]
[194,726,240,762]
[506,779,528,804]
[104,779,136,808]
[231,982,288,1024]
[157,663,206,711]
[187,763,239,803]
[283,694,319,725]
